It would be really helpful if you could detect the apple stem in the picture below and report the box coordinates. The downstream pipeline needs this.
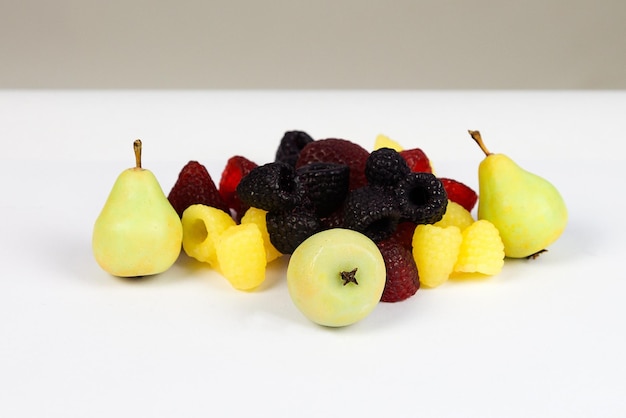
[133,139,142,169]
[468,130,492,156]
[340,268,359,286]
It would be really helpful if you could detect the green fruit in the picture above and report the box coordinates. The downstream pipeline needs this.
[287,228,386,327]
[92,140,183,277]
[470,130,568,258]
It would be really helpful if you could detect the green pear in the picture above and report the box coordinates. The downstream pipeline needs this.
[469,130,567,258]
[92,140,183,277]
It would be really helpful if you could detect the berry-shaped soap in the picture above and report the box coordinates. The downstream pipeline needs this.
[439,177,478,213]
[275,130,315,167]
[296,138,370,191]
[412,224,462,288]
[240,207,282,263]
[265,208,323,255]
[396,172,448,225]
[399,148,434,174]
[365,147,411,187]
[180,204,236,267]
[296,162,350,217]
[434,200,475,231]
[377,238,419,303]
[168,160,230,217]
[236,162,301,213]
[218,155,258,219]
[453,219,505,276]
[216,223,267,291]
[342,185,401,243]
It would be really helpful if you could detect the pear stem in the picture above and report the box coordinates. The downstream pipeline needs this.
[468,130,492,156]
[133,139,142,169]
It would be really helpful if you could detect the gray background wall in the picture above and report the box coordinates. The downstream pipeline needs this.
[2,0,625,89]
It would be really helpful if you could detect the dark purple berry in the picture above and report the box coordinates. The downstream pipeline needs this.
[236,162,300,213]
[365,147,411,187]
[395,172,447,224]
[296,162,350,217]
[275,130,315,167]
[342,185,401,243]
[266,209,323,254]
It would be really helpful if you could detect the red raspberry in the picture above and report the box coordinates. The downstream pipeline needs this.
[168,161,230,217]
[218,155,258,219]
[439,177,478,212]
[295,138,369,191]
[377,238,420,303]
[399,148,432,173]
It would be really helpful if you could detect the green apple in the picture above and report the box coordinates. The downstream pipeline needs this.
[287,228,386,327]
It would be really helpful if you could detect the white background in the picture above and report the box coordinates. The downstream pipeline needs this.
[1,90,624,417]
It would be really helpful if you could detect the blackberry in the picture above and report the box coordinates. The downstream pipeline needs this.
[236,162,300,213]
[275,130,315,167]
[266,209,323,255]
[395,172,448,225]
[296,162,350,217]
[342,185,401,242]
[365,147,410,187]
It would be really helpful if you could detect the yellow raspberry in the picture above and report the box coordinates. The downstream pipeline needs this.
[373,134,404,151]
[434,200,475,231]
[454,220,505,276]
[412,224,462,288]
[240,207,282,263]
[181,204,236,267]
[216,223,267,291]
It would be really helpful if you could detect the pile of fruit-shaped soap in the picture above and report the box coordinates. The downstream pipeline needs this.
[92,131,567,327]
[167,131,507,297]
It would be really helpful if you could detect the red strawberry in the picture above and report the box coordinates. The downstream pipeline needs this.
[377,238,420,302]
[218,155,258,219]
[168,161,230,217]
[399,148,432,173]
[295,138,369,191]
[439,177,478,212]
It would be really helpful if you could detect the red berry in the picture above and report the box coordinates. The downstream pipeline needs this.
[399,148,432,173]
[439,177,478,212]
[377,238,420,303]
[218,155,258,219]
[295,138,369,191]
[168,161,230,217]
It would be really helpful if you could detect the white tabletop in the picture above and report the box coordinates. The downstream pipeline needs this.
[1,90,624,417]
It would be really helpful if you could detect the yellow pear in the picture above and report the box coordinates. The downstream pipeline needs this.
[469,130,567,258]
[92,140,183,277]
